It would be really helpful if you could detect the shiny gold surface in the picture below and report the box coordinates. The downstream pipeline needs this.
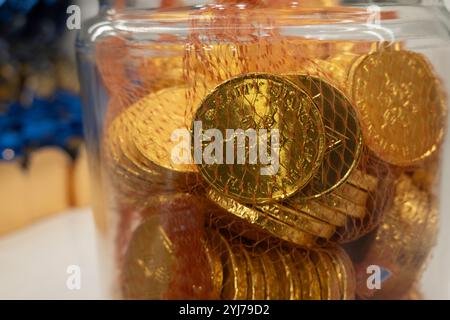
[207,188,319,247]
[194,73,325,204]
[122,216,175,299]
[285,74,363,199]
[350,49,447,166]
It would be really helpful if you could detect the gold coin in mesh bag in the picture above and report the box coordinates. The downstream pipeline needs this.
[194,73,325,204]
[354,175,438,300]
[123,86,198,173]
[318,191,367,219]
[121,208,221,299]
[257,204,336,239]
[284,74,363,199]
[311,250,341,300]
[334,182,369,207]
[105,87,204,200]
[204,231,224,299]
[211,230,249,300]
[277,250,302,300]
[283,198,348,227]
[121,216,175,299]
[207,189,319,247]
[292,250,322,300]
[316,177,373,220]
[346,168,378,192]
[349,49,447,166]
[326,246,356,300]
[241,246,266,300]
[260,248,286,299]
[105,116,171,199]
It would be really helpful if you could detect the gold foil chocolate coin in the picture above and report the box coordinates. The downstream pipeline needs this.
[258,204,336,239]
[125,87,197,173]
[213,231,248,300]
[350,49,447,166]
[286,74,363,199]
[122,216,175,299]
[194,73,325,204]
[207,189,318,247]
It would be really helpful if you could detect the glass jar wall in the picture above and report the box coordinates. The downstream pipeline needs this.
[77,0,450,299]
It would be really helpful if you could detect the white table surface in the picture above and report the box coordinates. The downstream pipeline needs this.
[0,208,107,299]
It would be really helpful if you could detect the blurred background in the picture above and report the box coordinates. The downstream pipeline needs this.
[0,0,102,299]
[0,0,449,299]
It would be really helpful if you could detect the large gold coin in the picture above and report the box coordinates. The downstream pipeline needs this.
[285,74,363,198]
[350,49,447,166]
[194,73,325,204]
[207,189,318,247]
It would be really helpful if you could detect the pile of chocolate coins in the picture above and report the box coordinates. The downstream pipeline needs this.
[101,14,447,299]
[122,215,355,300]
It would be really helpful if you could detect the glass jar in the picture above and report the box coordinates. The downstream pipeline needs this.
[77,0,450,299]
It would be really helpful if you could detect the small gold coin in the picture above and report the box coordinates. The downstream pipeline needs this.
[350,49,447,166]
[122,216,175,299]
[242,246,266,300]
[213,231,248,300]
[267,248,291,300]
[260,250,284,300]
[285,74,363,199]
[258,203,336,239]
[346,169,378,192]
[278,250,303,300]
[284,199,348,227]
[334,183,369,207]
[207,189,318,247]
[318,192,367,219]
[311,250,341,300]
[292,250,322,300]
[204,231,224,298]
[194,73,325,204]
[326,247,356,300]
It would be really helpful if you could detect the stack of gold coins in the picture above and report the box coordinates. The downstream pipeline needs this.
[103,7,447,298]
[194,73,381,248]
[105,86,203,206]
[122,214,355,300]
